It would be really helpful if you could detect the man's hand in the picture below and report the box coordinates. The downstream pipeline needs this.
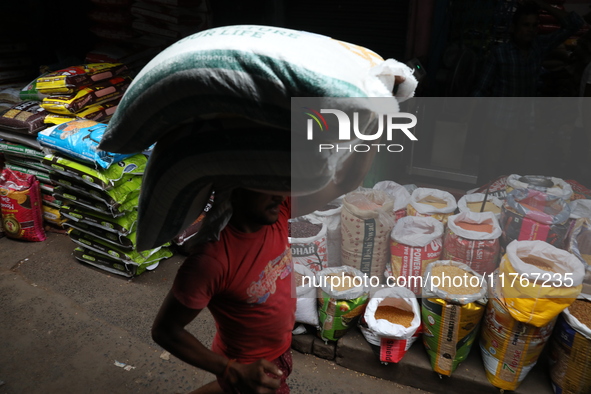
[227,359,283,394]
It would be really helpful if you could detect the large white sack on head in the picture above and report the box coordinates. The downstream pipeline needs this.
[99,25,418,154]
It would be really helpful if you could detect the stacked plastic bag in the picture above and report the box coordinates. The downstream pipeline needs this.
[36,119,172,277]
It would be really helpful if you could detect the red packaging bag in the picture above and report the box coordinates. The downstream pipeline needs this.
[0,168,46,242]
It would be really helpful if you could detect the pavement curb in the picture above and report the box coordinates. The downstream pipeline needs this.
[292,326,554,394]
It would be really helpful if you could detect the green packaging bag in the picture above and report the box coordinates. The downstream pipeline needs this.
[316,266,369,342]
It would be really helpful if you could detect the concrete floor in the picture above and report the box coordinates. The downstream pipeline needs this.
[0,232,428,394]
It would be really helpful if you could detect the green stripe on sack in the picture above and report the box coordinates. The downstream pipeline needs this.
[360,219,376,275]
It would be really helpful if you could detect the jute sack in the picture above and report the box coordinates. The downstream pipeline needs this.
[341,189,396,280]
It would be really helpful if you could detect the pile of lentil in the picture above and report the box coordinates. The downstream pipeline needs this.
[289,221,322,238]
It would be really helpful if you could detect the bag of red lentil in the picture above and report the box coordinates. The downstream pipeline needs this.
[289,216,328,273]
[390,216,444,295]
[0,168,46,242]
[443,212,502,276]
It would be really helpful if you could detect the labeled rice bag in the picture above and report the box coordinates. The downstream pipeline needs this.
[72,246,166,277]
[408,188,457,225]
[35,63,127,95]
[60,205,137,235]
[289,216,328,273]
[0,101,47,134]
[42,153,146,190]
[40,76,130,115]
[316,266,369,342]
[0,168,46,241]
[38,120,135,169]
[421,261,487,376]
[566,217,591,292]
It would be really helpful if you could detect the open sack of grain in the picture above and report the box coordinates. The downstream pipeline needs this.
[499,240,585,327]
[506,174,573,201]
[316,266,369,342]
[457,193,502,220]
[389,216,444,295]
[372,180,411,221]
[548,297,591,394]
[362,287,421,363]
[421,261,487,376]
[442,212,502,276]
[95,25,417,250]
[289,216,328,273]
[500,189,571,249]
[407,188,457,225]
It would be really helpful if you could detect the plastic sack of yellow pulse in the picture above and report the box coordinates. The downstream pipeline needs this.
[407,188,457,225]
[499,240,584,327]
[421,261,487,376]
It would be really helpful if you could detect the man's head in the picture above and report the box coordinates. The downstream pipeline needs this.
[230,188,286,232]
[511,3,540,48]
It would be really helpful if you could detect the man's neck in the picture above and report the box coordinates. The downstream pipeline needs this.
[229,215,264,234]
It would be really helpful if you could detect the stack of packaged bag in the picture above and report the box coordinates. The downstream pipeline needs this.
[130,0,212,48]
[36,119,173,277]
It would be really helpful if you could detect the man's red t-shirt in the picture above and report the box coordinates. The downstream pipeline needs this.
[172,199,295,363]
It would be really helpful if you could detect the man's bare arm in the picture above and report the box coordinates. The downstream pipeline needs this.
[152,291,282,393]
